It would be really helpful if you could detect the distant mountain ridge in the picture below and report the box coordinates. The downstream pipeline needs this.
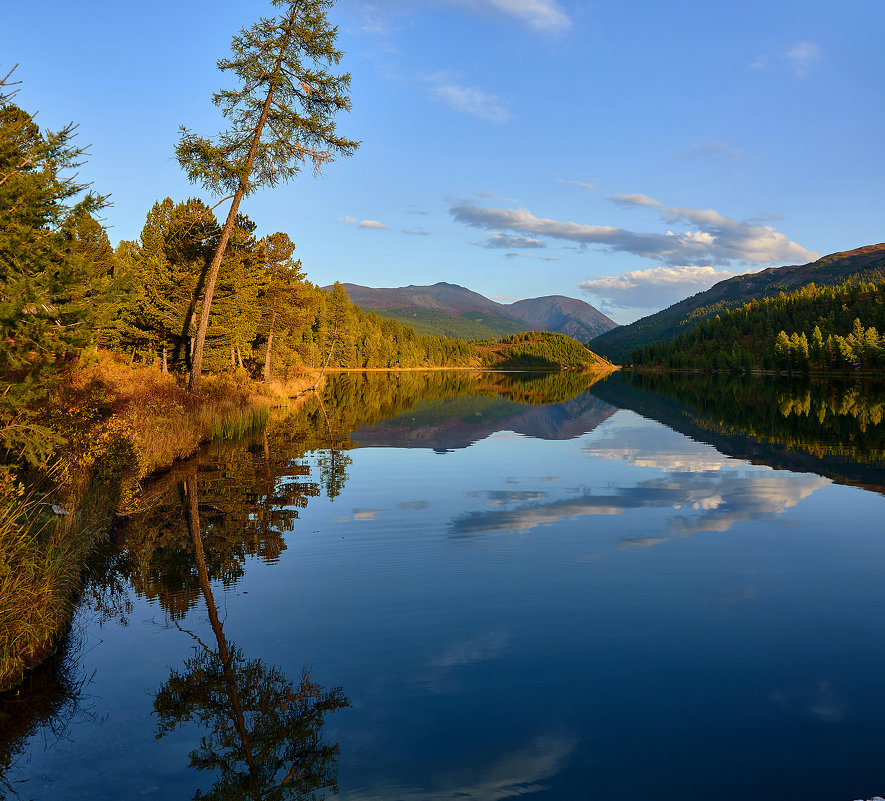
[589,243,885,362]
[336,281,619,341]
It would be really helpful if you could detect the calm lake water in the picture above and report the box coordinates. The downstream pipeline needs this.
[3,371,885,801]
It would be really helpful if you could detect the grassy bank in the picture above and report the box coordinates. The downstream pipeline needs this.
[1,353,321,693]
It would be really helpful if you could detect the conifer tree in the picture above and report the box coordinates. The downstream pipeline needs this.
[257,231,311,382]
[131,198,218,371]
[0,70,110,471]
[177,0,359,392]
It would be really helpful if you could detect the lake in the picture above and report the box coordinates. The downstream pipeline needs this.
[3,371,885,801]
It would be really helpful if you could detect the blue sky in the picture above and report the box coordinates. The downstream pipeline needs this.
[6,0,883,322]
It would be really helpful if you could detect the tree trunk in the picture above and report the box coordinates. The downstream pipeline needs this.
[236,343,243,369]
[263,309,277,383]
[162,343,168,373]
[183,474,257,774]
[187,20,295,394]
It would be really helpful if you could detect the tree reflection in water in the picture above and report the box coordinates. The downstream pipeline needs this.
[153,474,348,801]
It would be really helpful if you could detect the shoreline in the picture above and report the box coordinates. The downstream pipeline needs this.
[1,364,323,695]
[1,360,619,694]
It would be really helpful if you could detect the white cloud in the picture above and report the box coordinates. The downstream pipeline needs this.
[505,252,558,261]
[785,41,821,76]
[401,228,431,236]
[750,41,821,77]
[449,198,818,267]
[339,215,389,230]
[476,232,546,249]
[749,54,768,70]
[609,193,663,208]
[447,0,572,34]
[579,265,738,309]
[424,72,512,122]
[558,179,595,190]
[476,190,519,201]
[349,2,401,35]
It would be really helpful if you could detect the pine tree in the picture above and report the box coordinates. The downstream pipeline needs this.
[257,231,311,381]
[130,198,218,371]
[177,0,359,392]
[0,71,110,471]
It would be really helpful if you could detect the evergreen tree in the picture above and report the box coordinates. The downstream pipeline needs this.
[257,232,312,381]
[0,72,110,472]
[177,0,359,392]
[129,198,218,371]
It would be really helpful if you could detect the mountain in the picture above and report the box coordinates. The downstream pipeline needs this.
[507,295,617,342]
[335,282,619,342]
[588,243,885,362]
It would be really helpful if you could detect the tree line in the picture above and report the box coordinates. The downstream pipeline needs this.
[0,92,476,487]
[630,278,885,373]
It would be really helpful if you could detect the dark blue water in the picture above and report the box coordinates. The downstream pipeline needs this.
[4,373,885,801]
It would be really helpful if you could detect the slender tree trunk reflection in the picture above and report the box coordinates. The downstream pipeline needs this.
[152,471,348,800]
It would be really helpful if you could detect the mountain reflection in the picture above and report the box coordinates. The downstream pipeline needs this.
[349,372,616,450]
[152,473,348,801]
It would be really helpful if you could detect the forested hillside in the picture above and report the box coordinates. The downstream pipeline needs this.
[338,282,618,342]
[590,243,885,362]
[631,278,885,373]
[477,331,614,370]
[366,306,524,340]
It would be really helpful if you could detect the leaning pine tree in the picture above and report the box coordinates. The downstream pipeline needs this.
[177,0,358,392]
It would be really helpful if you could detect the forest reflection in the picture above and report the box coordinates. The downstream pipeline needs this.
[0,636,93,798]
[593,373,885,493]
[150,472,348,801]
[107,370,612,618]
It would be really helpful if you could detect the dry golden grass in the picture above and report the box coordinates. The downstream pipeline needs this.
[1,352,324,692]
[0,496,78,692]
[66,352,317,478]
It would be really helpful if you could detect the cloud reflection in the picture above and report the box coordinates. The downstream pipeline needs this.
[467,490,550,506]
[430,630,511,670]
[769,680,847,723]
[451,469,829,539]
[332,508,382,522]
[582,425,734,473]
[339,735,576,800]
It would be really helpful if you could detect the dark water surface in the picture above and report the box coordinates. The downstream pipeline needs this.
[3,371,885,801]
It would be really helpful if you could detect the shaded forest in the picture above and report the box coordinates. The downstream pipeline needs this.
[631,278,885,373]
